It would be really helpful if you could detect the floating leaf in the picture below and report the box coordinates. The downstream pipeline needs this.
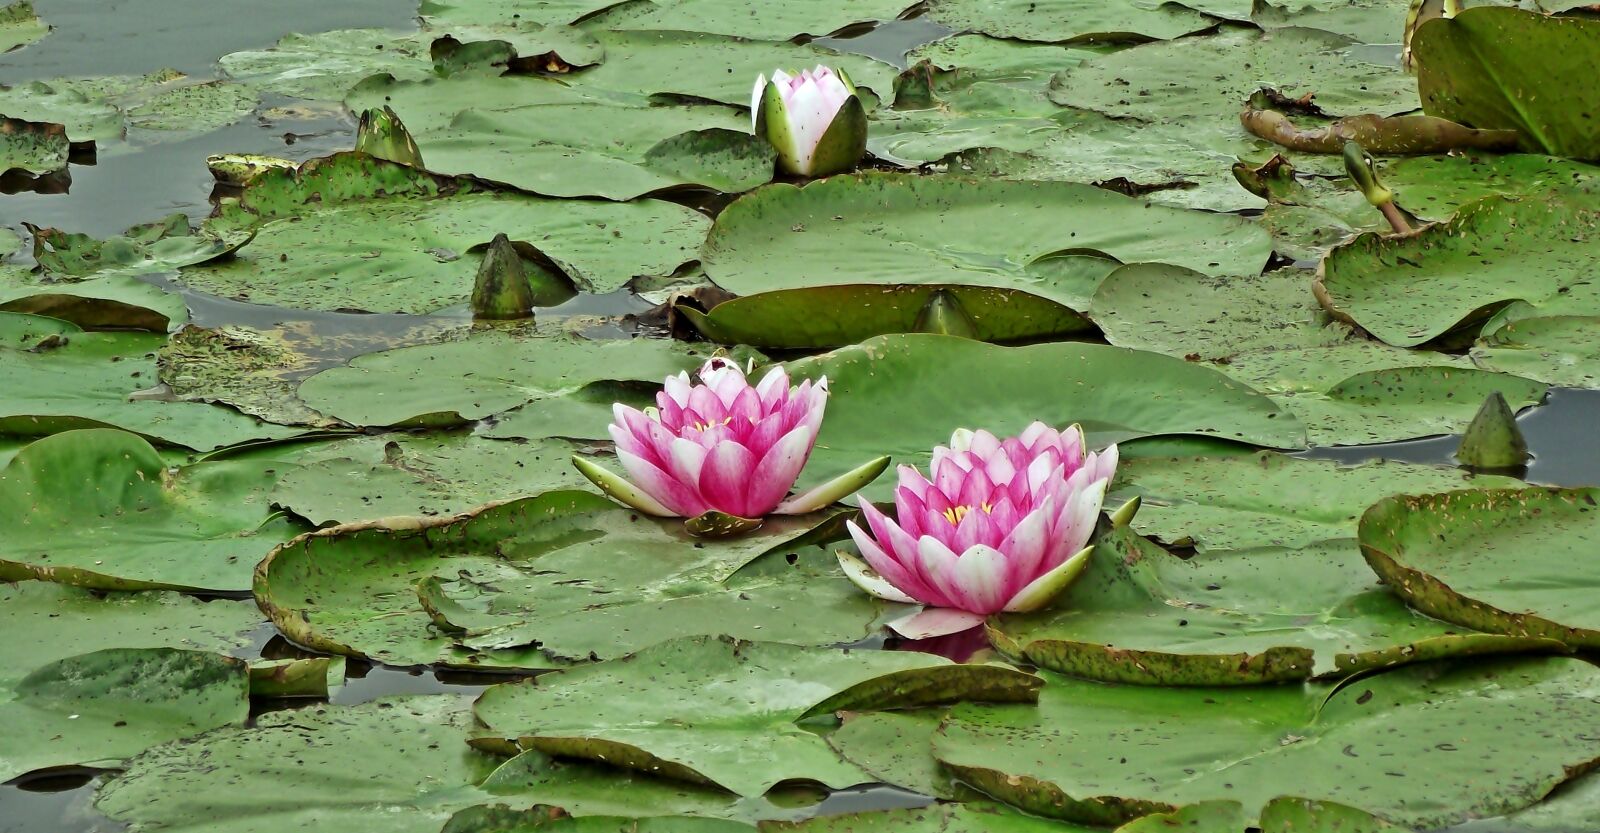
[1110,451,1518,552]
[683,284,1091,349]
[157,325,340,428]
[1360,487,1600,648]
[784,334,1303,499]
[0,429,301,591]
[935,657,1600,827]
[0,648,249,781]
[825,711,961,800]
[926,0,1215,43]
[1472,315,1600,388]
[295,329,708,428]
[472,635,1041,796]
[0,0,48,53]
[0,270,188,331]
[702,174,1273,312]
[0,582,261,692]
[578,0,920,39]
[990,527,1556,685]
[95,696,508,833]
[28,212,251,279]
[1317,194,1600,348]
[254,492,880,669]
[1416,7,1600,159]
[0,116,67,175]
[764,803,1090,832]
[180,154,707,311]
[0,316,297,449]
[267,432,588,525]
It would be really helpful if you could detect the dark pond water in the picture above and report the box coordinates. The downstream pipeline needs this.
[2,3,1598,832]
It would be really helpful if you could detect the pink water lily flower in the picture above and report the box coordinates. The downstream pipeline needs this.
[840,422,1122,639]
[751,65,867,177]
[574,358,888,526]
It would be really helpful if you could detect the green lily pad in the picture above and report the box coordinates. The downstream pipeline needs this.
[0,77,122,142]
[0,70,258,143]
[684,284,1092,349]
[0,115,66,175]
[120,78,257,136]
[179,154,707,312]
[570,30,895,106]
[785,334,1303,498]
[1317,194,1600,348]
[295,329,707,428]
[481,380,657,442]
[1050,26,1418,124]
[0,316,298,449]
[1092,263,1550,446]
[926,0,1215,43]
[0,428,301,591]
[156,325,340,428]
[28,212,252,279]
[1110,451,1518,552]
[95,696,510,833]
[766,803,1092,832]
[418,0,619,28]
[254,492,883,669]
[1416,7,1600,159]
[702,174,1272,312]
[990,526,1556,685]
[441,806,754,832]
[935,656,1600,827]
[1360,487,1600,648]
[825,710,961,800]
[268,432,588,525]
[0,648,249,781]
[1462,769,1600,833]
[475,749,784,822]
[0,582,261,692]
[579,0,920,39]
[0,0,47,53]
[472,635,1041,796]
[0,269,188,331]
[1472,315,1600,388]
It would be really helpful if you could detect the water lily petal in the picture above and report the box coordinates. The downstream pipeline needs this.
[887,607,987,639]
[950,544,1010,614]
[615,447,706,517]
[698,441,757,518]
[836,546,917,604]
[1004,545,1095,612]
[571,455,678,517]
[746,425,813,515]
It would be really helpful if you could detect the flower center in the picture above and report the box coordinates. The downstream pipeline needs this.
[689,416,735,432]
[941,503,992,525]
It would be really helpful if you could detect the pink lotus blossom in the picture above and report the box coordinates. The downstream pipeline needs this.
[574,358,887,525]
[840,422,1120,639]
[751,65,866,177]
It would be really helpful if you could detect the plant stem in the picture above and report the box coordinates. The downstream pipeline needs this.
[1379,202,1413,235]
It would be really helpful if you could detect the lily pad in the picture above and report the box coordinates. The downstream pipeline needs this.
[157,325,339,427]
[0,270,188,331]
[295,329,707,428]
[0,648,249,781]
[0,316,297,449]
[1092,263,1551,446]
[481,381,658,442]
[418,0,619,29]
[1360,487,1600,648]
[571,30,895,106]
[990,526,1555,685]
[1110,451,1519,552]
[0,0,47,53]
[0,70,257,143]
[441,806,754,832]
[471,635,1041,796]
[765,803,1092,832]
[579,0,920,39]
[0,115,67,175]
[1050,26,1419,124]
[1472,315,1600,388]
[683,284,1092,349]
[0,582,261,691]
[254,492,883,669]
[29,212,252,279]
[268,432,588,525]
[1316,194,1600,348]
[784,334,1304,498]
[926,0,1215,43]
[702,174,1273,312]
[95,696,509,833]
[825,710,962,800]
[0,428,301,591]
[935,656,1600,827]
[180,154,708,312]
[1415,7,1600,159]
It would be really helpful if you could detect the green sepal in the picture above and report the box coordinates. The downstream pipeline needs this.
[1455,391,1530,470]
[470,233,535,321]
[354,105,424,168]
[914,288,979,338]
[756,79,803,175]
[805,94,868,178]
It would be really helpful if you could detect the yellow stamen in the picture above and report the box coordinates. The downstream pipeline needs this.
[940,502,993,525]
[690,416,735,432]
